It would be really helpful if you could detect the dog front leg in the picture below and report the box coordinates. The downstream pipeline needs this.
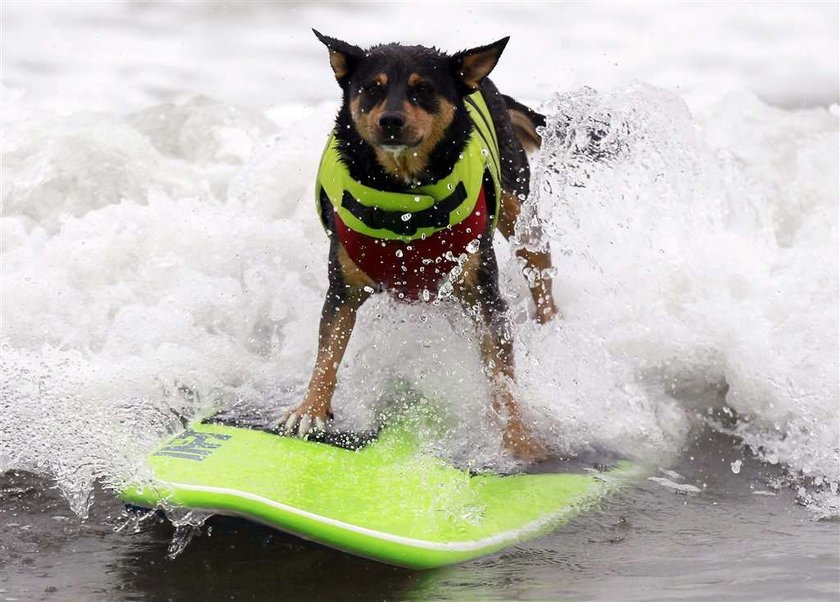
[282,250,372,437]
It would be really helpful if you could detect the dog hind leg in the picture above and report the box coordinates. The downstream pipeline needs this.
[498,190,560,323]
[486,86,559,323]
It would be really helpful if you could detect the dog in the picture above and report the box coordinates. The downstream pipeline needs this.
[280,31,559,461]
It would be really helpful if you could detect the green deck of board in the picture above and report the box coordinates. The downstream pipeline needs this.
[122,418,642,569]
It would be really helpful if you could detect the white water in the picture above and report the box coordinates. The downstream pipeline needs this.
[1,2,838,519]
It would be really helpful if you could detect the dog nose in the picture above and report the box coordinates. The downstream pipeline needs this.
[379,112,405,134]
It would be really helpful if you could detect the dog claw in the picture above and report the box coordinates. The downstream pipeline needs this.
[297,415,312,438]
[278,407,330,438]
[284,412,299,433]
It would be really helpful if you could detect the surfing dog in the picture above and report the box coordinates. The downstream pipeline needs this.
[281,31,559,461]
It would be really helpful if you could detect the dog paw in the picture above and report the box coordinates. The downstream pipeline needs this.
[503,419,548,463]
[535,301,561,324]
[507,436,549,463]
[278,406,330,438]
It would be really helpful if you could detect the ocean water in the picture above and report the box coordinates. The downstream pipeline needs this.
[1,2,838,600]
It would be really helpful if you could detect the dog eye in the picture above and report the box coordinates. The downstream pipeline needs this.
[412,82,433,94]
[360,82,384,97]
[409,82,434,103]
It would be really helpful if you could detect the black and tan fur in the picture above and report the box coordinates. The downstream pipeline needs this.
[281,32,559,461]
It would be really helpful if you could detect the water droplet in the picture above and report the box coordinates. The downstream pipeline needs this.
[363,286,375,293]
[401,213,412,222]
[730,460,742,474]
[395,249,404,258]
[466,239,480,254]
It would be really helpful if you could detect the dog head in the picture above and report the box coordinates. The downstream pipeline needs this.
[314,30,508,180]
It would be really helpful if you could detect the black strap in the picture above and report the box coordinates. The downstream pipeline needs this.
[340,181,468,236]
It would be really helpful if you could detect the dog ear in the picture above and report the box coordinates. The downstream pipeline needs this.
[313,29,364,83]
[451,37,510,91]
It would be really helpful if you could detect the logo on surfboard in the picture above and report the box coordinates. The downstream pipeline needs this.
[154,429,232,462]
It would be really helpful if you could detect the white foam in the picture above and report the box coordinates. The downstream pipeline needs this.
[526,84,838,500]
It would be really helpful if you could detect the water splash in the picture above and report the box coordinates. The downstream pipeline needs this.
[165,509,211,559]
[522,83,839,510]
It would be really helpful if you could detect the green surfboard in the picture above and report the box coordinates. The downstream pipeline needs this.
[122,414,643,569]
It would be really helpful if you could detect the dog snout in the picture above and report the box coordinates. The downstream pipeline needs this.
[378,112,405,137]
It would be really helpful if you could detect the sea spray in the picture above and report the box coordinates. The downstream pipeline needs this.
[525,84,839,505]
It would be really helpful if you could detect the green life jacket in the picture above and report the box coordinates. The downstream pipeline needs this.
[316,90,502,242]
